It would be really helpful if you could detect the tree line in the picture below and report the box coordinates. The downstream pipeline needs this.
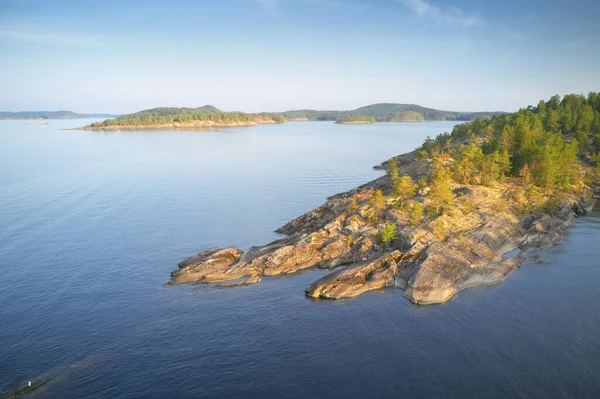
[281,104,504,122]
[336,116,376,123]
[417,93,600,195]
[89,106,287,127]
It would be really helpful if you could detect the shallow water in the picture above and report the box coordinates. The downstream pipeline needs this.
[1,120,599,398]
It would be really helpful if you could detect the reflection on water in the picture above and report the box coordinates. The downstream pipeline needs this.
[1,120,599,398]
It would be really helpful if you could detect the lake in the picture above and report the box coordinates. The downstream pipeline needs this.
[1,120,599,398]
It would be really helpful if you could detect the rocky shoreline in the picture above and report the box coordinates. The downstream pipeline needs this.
[169,150,598,305]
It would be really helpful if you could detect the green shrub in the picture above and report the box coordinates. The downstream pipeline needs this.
[378,223,397,246]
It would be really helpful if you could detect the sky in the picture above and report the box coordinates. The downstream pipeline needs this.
[0,0,599,114]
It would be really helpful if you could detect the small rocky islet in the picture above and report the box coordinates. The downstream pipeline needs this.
[169,94,600,305]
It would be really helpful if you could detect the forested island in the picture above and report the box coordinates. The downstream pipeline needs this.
[81,103,504,130]
[83,106,287,130]
[0,110,117,120]
[171,93,600,305]
[335,116,376,124]
[281,103,503,122]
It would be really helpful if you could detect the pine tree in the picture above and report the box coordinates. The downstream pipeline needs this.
[409,202,424,225]
[499,125,515,152]
[480,152,501,186]
[392,175,417,204]
[536,99,547,120]
[545,109,561,132]
[498,148,512,182]
[368,190,386,221]
[533,145,557,192]
[453,144,482,184]
[575,130,589,154]
[428,161,454,214]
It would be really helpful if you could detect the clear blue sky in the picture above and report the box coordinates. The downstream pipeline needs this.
[1,0,599,113]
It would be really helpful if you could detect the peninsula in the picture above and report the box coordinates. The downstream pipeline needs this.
[81,106,287,130]
[170,93,600,305]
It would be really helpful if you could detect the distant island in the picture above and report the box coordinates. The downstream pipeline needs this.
[170,93,600,305]
[80,103,506,130]
[336,111,425,124]
[281,103,504,123]
[0,111,117,120]
[335,116,376,124]
[81,106,287,130]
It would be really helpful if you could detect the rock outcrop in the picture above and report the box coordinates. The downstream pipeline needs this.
[170,150,598,305]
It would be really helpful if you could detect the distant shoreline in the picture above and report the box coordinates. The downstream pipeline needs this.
[75,119,278,131]
[73,119,458,130]
[335,120,424,124]
[334,120,375,125]
[0,113,117,120]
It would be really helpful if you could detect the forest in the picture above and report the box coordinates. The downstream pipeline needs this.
[408,93,600,215]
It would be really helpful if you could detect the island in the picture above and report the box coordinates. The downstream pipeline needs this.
[80,106,287,130]
[74,103,507,130]
[335,116,376,124]
[280,103,505,123]
[335,111,424,124]
[169,93,600,305]
[0,110,117,120]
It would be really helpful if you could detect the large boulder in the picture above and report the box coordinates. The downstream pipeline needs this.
[306,251,403,299]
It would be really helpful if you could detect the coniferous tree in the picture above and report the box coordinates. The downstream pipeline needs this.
[428,161,454,214]
[498,148,512,182]
[392,175,417,205]
[409,202,424,225]
[453,144,482,184]
[369,190,386,221]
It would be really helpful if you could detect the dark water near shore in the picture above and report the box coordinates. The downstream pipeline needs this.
[1,120,599,398]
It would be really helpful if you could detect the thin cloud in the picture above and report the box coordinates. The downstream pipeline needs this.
[397,0,483,28]
[0,29,110,47]
[403,0,430,15]
[253,0,280,15]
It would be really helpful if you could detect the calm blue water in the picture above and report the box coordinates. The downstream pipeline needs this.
[1,120,599,398]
